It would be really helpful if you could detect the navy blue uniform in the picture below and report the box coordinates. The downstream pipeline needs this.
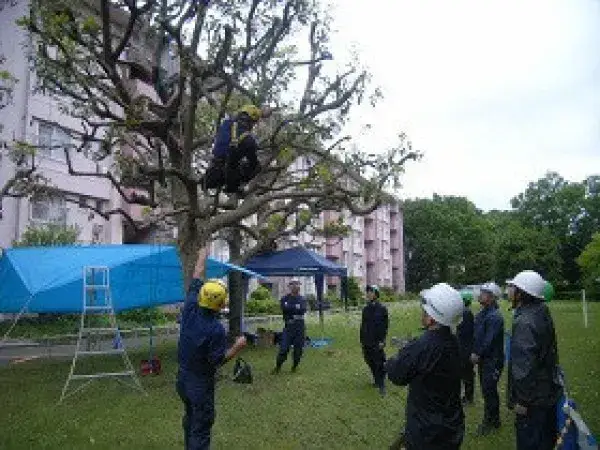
[473,304,505,427]
[176,279,228,450]
[456,308,475,402]
[203,118,260,193]
[360,300,389,389]
[509,301,561,450]
[275,294,307,370]
[386,327,465,450]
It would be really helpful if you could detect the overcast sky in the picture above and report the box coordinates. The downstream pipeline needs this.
[327,0,600,211]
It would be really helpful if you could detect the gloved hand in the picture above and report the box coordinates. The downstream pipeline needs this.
[514,403,527,415]
[470,353,480,365]
[379,341,386,349]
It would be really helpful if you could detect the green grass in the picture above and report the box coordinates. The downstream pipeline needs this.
[0,301,598,449]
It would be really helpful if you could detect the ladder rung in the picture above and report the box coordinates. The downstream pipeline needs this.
[77,349,125,356]
[71,371,134,380]
[86,285,109,289]
[85,306,112,311]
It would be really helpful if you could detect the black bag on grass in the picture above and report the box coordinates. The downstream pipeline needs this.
[233,357,253,384]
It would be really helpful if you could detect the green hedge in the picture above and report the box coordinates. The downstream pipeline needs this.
[245,298,280,316]
[246,286,280,315]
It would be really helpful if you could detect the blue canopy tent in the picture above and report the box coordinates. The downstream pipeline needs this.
[244,246,348,347]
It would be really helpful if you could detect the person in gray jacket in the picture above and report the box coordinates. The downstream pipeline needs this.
[507,270,562,450]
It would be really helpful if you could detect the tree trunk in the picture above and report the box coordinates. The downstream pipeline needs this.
[227,228,244,340]
[177,217,203,288]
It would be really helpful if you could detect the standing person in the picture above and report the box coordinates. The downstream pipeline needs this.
[507,270,562,450]
[360,285,389,396]
[471,282,505,436]
[176,249,248,450]
[457,291,475,405]
[272,278,307,373]
[386,283,465,450]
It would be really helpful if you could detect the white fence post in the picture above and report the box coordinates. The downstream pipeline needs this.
[582,289,589,329]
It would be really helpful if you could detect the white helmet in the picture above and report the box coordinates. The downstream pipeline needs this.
[480,282,501,298]
[420,283,464,327]
[508,270,546,300]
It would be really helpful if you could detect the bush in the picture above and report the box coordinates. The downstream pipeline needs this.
[397,292,420,302]
[378,286,396,303]
[245,298,280,316]
[118,307,167,325]
[246,285,280,315]
[347,277,362,306]
[305,294,317,310]
[250,285,274,302]
[325,293,342,308]
[13,223,80,247]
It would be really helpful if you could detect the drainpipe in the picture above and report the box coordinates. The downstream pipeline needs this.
[13,25,32,242]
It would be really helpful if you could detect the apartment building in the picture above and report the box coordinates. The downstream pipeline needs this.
[0,3,405,296]
[0,1,127,247]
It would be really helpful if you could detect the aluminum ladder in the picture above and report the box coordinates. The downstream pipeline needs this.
[59,266,145,403]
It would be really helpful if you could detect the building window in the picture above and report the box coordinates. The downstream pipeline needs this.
[91,223,104,243]
[38,121,71,161]
[30,196,67,226]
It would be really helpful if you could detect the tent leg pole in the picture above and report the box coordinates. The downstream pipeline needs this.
[1,297,33,345]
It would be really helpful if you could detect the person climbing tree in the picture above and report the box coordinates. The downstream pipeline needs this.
[202,104,272,196]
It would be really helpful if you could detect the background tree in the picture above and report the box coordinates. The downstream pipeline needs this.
[4,0,418,336]
[577,232,600,299]
[403,195,494,291]
[487,210,561,283]
[511,172,600,286]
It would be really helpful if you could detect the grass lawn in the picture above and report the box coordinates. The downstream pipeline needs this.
[0,301,598,449]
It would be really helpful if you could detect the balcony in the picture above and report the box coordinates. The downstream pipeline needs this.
[365,249,376,264]
[326,237,343,258]
[364,225,376,242]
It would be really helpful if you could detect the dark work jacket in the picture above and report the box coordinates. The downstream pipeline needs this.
[385,327,465,450]
[281,294,307,329]
[456,308,474,360]
[177,279,228,403]
[212,118,259,172]
[508,301,562,408]
[360,300,389,347]
[473,304,504,368]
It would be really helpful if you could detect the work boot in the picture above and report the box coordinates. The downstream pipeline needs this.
[378,385,386,397]
[462,396,474,406]
[291,364,298,373]
[271,366,281,375]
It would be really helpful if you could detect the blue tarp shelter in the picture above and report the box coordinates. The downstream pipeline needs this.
[0,244,184,313]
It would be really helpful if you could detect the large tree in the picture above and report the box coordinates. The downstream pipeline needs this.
[577,232,600,299]
[3,0,418,335]
[403,195,494,291]
[487,210,561,283]
[511,172,600,285]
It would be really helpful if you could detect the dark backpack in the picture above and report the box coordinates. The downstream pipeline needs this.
[232,357,253,384]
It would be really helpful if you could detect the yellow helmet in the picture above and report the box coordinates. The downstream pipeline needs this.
[238,104,262,121]
[198,279,228,311]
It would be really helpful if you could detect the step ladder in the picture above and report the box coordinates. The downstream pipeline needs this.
[59,266,145,404]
